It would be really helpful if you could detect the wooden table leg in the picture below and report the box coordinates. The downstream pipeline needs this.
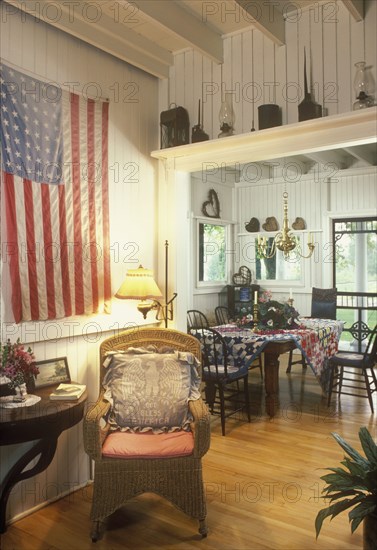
[0,438,58,533]
[263,351,280,418]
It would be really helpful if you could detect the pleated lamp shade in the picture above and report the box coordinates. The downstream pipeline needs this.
[115,265,163,318]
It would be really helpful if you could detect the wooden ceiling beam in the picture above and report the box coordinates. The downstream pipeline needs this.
[128,0,223,64]
[235,0,285,45]
[342,0,364,21]
[4,0,173,78]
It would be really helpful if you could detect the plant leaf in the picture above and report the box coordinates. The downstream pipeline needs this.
[349,499,377,521]
[359,427,377,466]
[349,499,377,533]
[341,457,370,477]
[326,490,363,503]
[331,432,370,467]
[365,470,377,492]
[315,497,363,538]
[320,469,367,492]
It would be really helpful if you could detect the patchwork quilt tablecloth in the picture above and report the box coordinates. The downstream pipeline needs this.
[212,318,344,392]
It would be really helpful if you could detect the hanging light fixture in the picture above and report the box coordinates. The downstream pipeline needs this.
[256,192,315,260]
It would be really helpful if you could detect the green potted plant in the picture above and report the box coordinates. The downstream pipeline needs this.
[315,427,377,549]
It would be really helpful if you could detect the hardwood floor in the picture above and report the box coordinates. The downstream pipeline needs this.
[2,356,375,550]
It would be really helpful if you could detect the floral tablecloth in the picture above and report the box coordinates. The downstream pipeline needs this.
[212,318,344,392]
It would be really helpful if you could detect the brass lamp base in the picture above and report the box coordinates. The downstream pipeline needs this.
[137,301,156,319]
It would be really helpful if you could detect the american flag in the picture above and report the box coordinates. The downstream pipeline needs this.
[1,64,111,323]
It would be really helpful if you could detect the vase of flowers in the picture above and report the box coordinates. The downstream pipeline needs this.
[0,339,39,401]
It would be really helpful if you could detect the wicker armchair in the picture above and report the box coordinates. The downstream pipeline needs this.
[83,327,211,541]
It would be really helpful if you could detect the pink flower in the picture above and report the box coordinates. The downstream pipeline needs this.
[0,339,39,389]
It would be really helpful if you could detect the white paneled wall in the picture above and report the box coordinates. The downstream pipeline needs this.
[191,173,235,320]
[0,6,159,525]
[162,1,377,137]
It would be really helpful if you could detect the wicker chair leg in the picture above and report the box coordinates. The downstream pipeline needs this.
[90,520,106,542]
[198,518,208,537]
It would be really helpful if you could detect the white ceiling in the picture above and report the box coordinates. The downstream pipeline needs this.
[5,0,365,78]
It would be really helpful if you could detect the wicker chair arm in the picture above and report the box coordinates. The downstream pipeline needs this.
[189,397,211,458]
[83,393,111,460]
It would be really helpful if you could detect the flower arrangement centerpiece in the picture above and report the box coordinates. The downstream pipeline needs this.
[256,290,300,332]
[236,313,254,329]
[0,339,39,396]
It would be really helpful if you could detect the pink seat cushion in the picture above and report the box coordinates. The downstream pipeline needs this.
[102,430,194,458]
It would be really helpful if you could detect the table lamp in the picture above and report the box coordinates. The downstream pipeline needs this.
[115,265,163,319]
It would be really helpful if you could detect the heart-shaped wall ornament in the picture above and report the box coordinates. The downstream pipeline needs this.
[262,216,279,231]
[232,266,252,285]
[245,217,260,232]
[201,189,220,218]
[292,217,306,230]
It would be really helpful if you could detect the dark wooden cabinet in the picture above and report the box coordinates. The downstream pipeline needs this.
[219,284,260,318]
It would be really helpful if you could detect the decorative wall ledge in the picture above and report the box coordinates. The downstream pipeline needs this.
[151,107,377,173]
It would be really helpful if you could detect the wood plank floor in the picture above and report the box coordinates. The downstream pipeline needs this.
[1,356,375,550]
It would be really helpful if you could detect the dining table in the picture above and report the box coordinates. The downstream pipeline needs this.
[212,318,344,418]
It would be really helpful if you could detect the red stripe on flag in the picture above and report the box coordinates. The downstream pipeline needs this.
[87,99,99,311]
[40,183,56,319]
[58,185,72,317]
[23,179,39,320]
[70,92,85,315]
[3,173,22,323]
[101,101,111,305]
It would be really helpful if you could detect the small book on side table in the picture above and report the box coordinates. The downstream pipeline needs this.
[49,383,86,400]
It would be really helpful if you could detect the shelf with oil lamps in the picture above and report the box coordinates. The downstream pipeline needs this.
[256,192,315,260]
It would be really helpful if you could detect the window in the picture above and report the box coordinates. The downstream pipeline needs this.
[255,236,303,282]
[198,221,227,285]
[333,216,377,350]
[333,218,377,293]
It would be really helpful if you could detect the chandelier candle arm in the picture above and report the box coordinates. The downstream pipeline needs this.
[256,192,315,260]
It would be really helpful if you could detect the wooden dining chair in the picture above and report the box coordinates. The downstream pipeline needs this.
[327,324,377,412]
[215,306,231,325]
[189,327,251,436]
[214,306,263,378]
[286,287,337,373]
[187,310,210,331]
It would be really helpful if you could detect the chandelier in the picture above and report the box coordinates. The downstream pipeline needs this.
[256,192,315,260]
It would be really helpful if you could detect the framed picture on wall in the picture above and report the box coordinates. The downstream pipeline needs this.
[33,357,71,389]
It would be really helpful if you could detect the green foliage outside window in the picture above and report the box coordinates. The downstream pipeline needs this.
[199,223,226,283]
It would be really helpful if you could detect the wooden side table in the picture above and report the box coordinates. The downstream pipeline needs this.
[0,384,87,533]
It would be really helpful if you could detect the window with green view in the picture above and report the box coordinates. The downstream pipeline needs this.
[198,222,226,283]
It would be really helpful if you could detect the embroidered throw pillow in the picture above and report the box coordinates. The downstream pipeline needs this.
[102,347,201,433]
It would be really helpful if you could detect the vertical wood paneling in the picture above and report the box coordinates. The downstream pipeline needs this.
[322,3,338,116]
[336,2,352,113]
[252,30,264,127]
[263,36,275,104]
[364,0,377,103]
[21,12,35,71]
[285,18,299,123]
[203,55,215,139]
[35,20,48,76]
[242,31,253,131]
[329,171,377,212]
[298,7,311,106]
[275,43,287,124]
[231,34,242,133]
[350,17,365,68]
[189,51,199,130]
[166,2,375,132]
